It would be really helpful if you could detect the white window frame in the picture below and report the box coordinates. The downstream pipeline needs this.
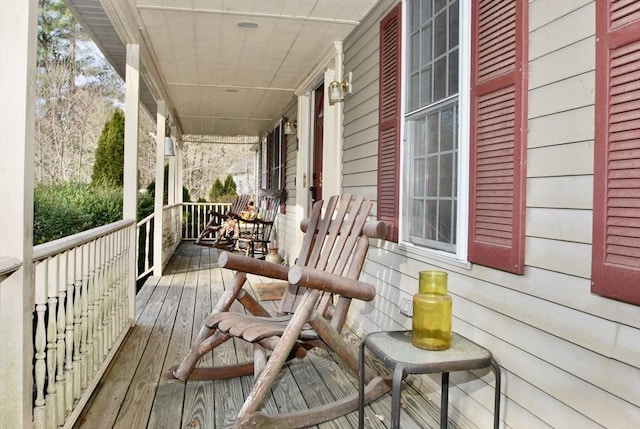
[399,0,470,263]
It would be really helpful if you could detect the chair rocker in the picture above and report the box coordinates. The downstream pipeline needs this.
[195,193,252,248]
[170,194,391,428]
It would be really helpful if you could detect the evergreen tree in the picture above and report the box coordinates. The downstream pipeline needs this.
[223,174,237,194]
[208,178,225,201]
[92,109,125,187]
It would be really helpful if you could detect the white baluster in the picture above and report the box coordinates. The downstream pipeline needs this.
[86,240,95,376]
[80,242,89,390]
[56,253,67,425]
[73,247,82,401]
[94,236,104,362]
[46,257,59,427]
[64,249,74,412]
[33,260,47,429]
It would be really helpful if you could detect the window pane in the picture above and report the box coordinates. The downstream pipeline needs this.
[434,57,446,101]
[441,106,454,151]
[449,1,459,49]
[404,0,459,253]
[449,50,459,95]
[434,9,447,57]
[427,154,439,197]
[438,199,452,243]
[420,67,432,106]
[421,23,432,69]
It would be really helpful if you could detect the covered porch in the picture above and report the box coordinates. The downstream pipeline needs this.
[75,241,476,429]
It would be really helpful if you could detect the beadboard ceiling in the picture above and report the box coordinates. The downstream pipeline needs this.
[64,0,379,140]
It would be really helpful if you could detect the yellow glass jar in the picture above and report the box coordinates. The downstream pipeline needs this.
[412,270,452,350]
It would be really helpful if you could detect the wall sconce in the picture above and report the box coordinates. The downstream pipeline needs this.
[164,118,175,156]
[284,120,297,135]
[328,77,349,105]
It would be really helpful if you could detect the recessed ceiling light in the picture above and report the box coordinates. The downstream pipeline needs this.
[237,21,258,29]
[226,89,239,93]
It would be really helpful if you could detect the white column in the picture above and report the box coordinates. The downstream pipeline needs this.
[176,138,184,204]
[176,138,184,240]
[153,101,168,276]
[123,44,140,321]
[167,126,177,205]
[0,1,37,427]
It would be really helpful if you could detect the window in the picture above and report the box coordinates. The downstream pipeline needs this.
[402,0,462,254]
[261,122,285,192]
[389,0,526,273]
[592,0,640,305]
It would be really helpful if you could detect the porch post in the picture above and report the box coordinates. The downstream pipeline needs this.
[0,0,37,427]
[167,126,177,205]
[153,101,168,276]
[323,41,345,197]
[123,43,140,320]
[176,137,184,241]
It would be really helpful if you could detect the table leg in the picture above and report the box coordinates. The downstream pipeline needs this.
[391,365,404,429]
[491,357,501,429]
[358,339,366,429]
[441,372,449,429]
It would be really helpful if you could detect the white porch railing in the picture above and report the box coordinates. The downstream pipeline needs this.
[181,202,230,240]
[136,213,154,281]
[0,202,231,429]
[31,219,135,429]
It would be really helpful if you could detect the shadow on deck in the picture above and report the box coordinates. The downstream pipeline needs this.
[75,241,478,429]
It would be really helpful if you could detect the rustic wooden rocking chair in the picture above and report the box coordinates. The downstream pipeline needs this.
[171,194,391,428]
[234,188,284,258]
[195,193,252,247]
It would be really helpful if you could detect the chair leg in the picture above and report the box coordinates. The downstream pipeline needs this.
[235,289,321,426]
[172,271,247,380]
[172,330,231,380]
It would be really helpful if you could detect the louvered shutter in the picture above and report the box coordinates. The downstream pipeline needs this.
[377,3,401,242]
[592,0,640,304]
[468,0,527,274]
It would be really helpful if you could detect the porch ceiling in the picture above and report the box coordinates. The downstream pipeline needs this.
[64,0,379,139]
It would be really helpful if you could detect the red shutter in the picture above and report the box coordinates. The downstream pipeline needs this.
[592,0,640,304]
[468,0,527,274]
[377,3,401,242]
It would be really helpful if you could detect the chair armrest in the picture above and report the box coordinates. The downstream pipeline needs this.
[218,251,290,281]
[288,266,376,301]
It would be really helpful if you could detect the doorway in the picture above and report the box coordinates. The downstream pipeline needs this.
[311,83,324,205]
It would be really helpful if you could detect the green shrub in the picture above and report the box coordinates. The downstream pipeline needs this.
[34,182,156,245]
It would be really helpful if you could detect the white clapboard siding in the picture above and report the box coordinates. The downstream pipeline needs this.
[527,208,592,243]
[340,1,640,428]
[529,0,592,32]
[528,71,595,118]
[528,1,594,60]
[529,36,595,89]
[527,141,594,177]
[528,106,595,148]
[342,0,389,196]
[527,176,593,208]
[525,237,591,277]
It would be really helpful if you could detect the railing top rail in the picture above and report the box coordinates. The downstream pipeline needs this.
[0,257,22,277]
[33,219,136,262]
[137,213,154,227]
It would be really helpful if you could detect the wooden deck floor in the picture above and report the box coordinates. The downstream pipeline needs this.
[76,241,478,429]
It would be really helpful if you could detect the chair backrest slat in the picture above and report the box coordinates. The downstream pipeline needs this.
[277,194,378,324]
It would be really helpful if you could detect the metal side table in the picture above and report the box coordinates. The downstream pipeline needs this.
[358,331,501,429]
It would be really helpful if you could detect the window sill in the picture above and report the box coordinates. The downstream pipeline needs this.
[397,242,472,271]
